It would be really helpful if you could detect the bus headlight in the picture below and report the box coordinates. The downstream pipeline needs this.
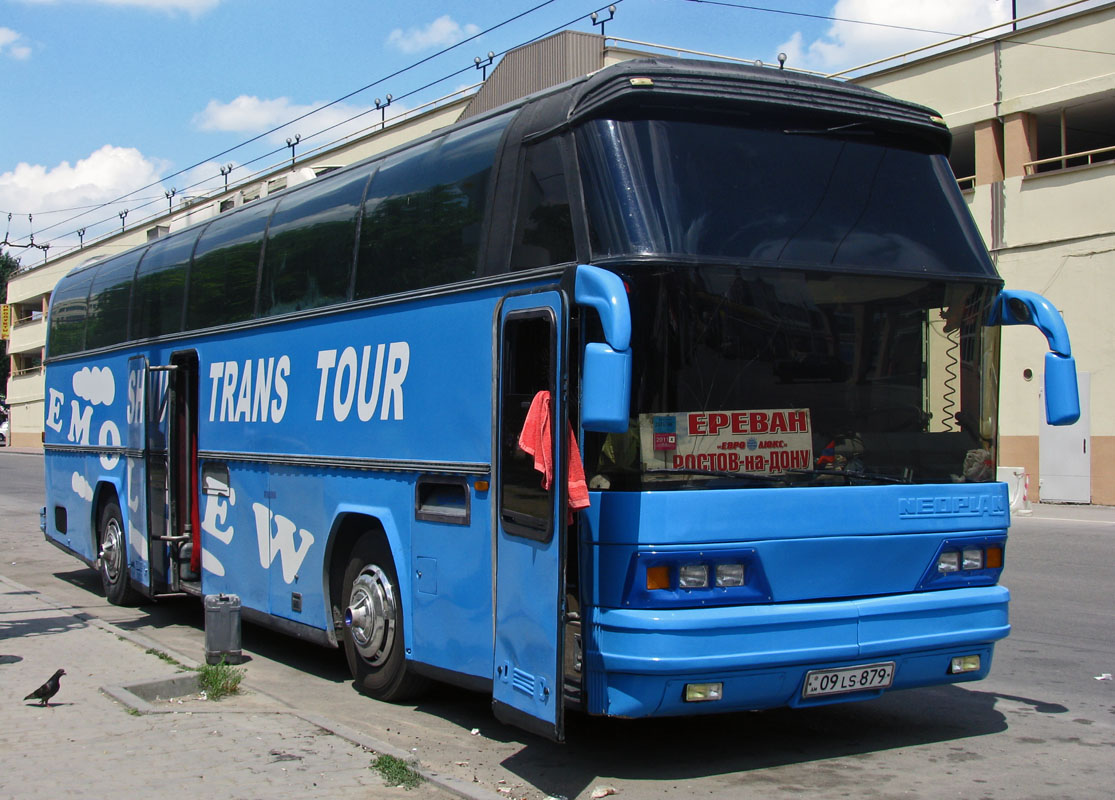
[919,538,1006,590]
[679,564,709,588]
[937,551,960,573]
[962,548,984,570]
[715,563,745,587]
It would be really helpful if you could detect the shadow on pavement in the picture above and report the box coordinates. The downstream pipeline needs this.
[495,684,1013,800]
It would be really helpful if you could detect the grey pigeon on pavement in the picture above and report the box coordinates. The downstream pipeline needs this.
[23,668,65,706]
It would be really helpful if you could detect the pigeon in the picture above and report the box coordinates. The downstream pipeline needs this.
[23,669,65,707]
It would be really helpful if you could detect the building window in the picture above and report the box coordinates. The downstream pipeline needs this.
[1029,97,1115,175]
[10,302,41,326]
[949,126,976,191]
[13,351,43,377]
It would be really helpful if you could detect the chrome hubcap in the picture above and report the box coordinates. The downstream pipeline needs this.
[344,565,396,666]
[100,518,124,584]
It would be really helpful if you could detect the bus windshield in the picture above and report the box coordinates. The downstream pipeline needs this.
[586,267,1001,490]
[577,117,1002,490]
[577,117,995,278]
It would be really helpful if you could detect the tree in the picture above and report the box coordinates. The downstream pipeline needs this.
[1,249,22,396]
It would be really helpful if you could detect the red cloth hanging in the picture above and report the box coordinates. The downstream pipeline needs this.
[517,390,590,513]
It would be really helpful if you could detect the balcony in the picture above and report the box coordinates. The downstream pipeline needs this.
[6,368,44,405]
[8,315,46,355]
[1009,156,1115,248]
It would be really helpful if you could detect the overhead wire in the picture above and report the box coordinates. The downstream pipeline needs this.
[10,0,1110,255]
[681,0,1115,59]
[7,0,628,259]
[5,0,625,250]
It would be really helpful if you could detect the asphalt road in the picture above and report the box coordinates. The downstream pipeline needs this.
[2,450,1112,799]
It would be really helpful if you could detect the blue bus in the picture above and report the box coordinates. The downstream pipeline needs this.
[41,57,1079,740]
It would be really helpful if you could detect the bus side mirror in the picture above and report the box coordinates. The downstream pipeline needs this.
[1044,353,1080,426]
[991,289,1080,426]
[575,265,632,433]
[582,343,631,432]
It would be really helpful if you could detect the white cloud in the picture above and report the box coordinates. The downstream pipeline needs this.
[387,15,480,54]
[73,366,116,406]
[0,145,170,257]
[18,0,221,16]
[777,1,1014,74]
[193,95,395,147]
[71,471,94,502]
[0,27,32,59]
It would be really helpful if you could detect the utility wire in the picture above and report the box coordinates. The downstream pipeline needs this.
[8,0,605,247]
[13,0,626,259]
[682,0,1115,58]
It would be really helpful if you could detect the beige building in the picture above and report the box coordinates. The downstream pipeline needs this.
[6,11,1114,503]
[855,3,1115,504]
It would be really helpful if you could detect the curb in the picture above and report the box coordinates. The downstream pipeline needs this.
[1,572,503,800]
[105,674,499,800]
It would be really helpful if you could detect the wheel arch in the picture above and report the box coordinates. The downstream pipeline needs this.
[90,478,125,558]
[323,505,407,650]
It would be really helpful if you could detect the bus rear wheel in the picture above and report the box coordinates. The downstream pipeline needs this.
[340,534,426,701]
[98,499,138,606]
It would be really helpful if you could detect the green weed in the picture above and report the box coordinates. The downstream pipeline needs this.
[144,648,189,670]
[197,658,244,700]
[371,754,424,790]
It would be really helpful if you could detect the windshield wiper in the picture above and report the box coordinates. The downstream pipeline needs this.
[786,468,910,485]
[783,121,875,137]
[643,467,910,486]
[644,468,788,483]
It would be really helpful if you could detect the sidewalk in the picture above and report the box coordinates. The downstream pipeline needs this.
[0,574,472,800]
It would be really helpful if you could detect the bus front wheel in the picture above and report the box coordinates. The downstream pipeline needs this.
[98,499,138,606]
[340,534,426,701]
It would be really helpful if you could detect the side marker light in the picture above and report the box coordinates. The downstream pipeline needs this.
[646,565,670,590]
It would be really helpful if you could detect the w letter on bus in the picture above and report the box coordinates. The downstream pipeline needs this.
[251,503,315,584]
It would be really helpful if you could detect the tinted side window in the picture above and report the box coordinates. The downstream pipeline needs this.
[498,311,555,542]
[355,113,508,298]
[47,269,95,357]
[85,249,145,349]
[512,137,575,269]
[187,199,277,329]
[261,167,372,316]
[133,230,200,339]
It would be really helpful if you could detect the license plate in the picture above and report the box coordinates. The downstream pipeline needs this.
[802,662,895,698]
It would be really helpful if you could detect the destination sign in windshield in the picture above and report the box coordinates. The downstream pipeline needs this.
[638,408,814,477]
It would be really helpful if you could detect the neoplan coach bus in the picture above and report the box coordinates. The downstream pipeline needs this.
[41,57,1079,740]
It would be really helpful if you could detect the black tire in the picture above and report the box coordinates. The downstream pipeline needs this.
[340,533,427,701]
[98,498,139,606]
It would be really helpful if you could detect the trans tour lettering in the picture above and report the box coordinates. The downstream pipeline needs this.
[315,342,409,422]
[208,356,291,423]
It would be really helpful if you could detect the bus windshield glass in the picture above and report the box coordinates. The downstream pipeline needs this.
[577,117,1002,490]
[577,116,995,278]
[586,267,1001,490]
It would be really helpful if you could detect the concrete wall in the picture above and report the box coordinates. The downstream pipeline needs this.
[861,5,1115,503]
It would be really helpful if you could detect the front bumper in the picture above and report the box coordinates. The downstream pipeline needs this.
[584,585,1009,717]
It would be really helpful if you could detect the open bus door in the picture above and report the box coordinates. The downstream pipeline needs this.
[493,290,568,741]
[147,351,201,595]
[124,356,154,594]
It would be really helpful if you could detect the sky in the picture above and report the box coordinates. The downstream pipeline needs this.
[0,0,1101,265]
